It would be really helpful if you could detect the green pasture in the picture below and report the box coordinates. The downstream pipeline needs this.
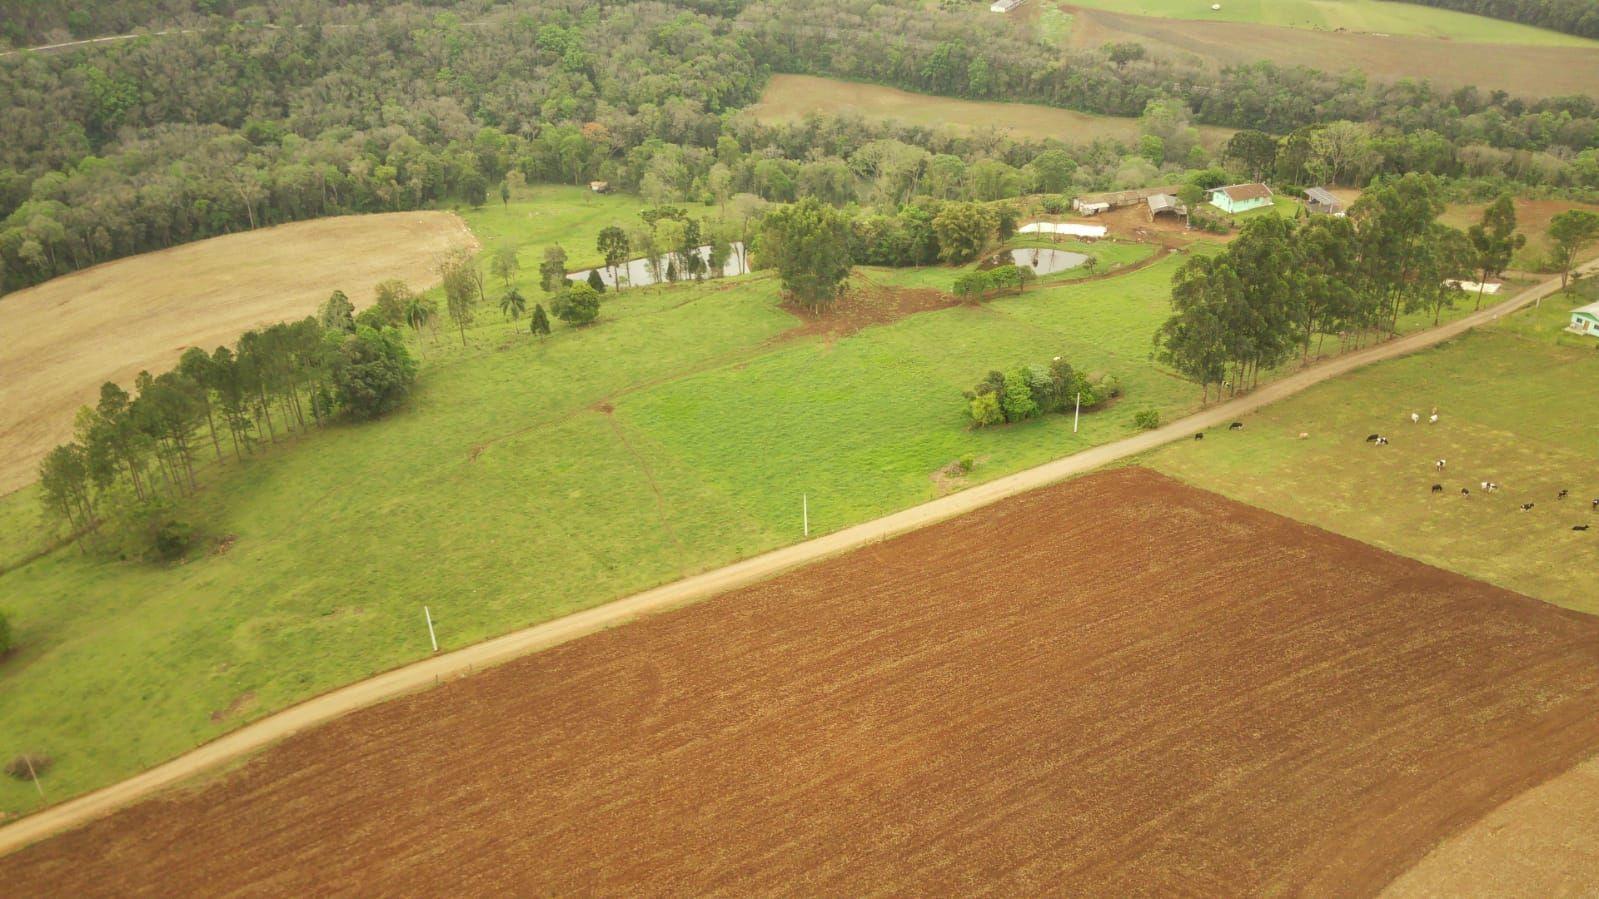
[0,190,1199,814]
[1147,287,1599,612]
[1058,0,1599,46]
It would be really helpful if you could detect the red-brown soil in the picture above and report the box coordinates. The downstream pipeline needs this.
[5,467,1599,895]
[779,274,957,339]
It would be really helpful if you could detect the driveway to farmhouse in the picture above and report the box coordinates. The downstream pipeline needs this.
[1,257,1594,858]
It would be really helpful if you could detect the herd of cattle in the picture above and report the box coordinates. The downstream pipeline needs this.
[1200,413,1595,533]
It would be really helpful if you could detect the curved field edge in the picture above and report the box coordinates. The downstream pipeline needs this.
[5,468,1599,893]
[0,211,477,496]
[1143,291,1599,615]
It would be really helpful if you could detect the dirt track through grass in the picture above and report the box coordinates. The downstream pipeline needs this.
[0,212,474,495]
[5,467,1599,894]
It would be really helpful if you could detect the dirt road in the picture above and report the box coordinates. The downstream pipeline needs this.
[0,259,1592,859]
[5,468,1599,894]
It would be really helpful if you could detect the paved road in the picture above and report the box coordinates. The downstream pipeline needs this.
[1,259,1593,858]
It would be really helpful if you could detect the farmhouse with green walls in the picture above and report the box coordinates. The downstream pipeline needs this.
[1572,301,1599,337]
[1209,183,1275,214]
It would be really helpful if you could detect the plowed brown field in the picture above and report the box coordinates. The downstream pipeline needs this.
[6,467,1599,895]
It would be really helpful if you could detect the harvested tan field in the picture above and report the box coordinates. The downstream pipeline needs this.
[1384,756,1599,897]
[750,74,1236,148]
[5,467,1599,895]
[1063,6,1599,97]
[0,212,474,494]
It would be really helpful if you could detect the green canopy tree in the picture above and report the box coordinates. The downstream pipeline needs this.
[551,282,601,326]
[1549,209,1599,290]
[1466,195,1525,309]
[756,198,853,310]
[530,303,552,337]
[597,226,630,290]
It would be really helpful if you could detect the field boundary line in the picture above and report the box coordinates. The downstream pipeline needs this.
[0,259,1591,857]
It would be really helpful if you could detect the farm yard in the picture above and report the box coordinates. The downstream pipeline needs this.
[6,468,1599,893]
[1055,4,1599,97]
[748,74,1237,148]
[0,212,475,495]
[1149,291,1599,613]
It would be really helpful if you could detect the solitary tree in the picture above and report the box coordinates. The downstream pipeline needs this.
[1549,209,1599,290]
[490,245,520,290]
[438,250,478,345]
[318,290,356,333]
[586,268,606,293]
[597,226,630,290]
[1466,195,1525,309]
[551,282,601,326]
[755,197,853,310]
[530,303,551,337]
[499,288,527,324]
[539,244,568,293]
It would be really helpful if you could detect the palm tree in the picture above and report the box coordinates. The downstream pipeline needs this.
[499,288,527,327]
[404,296,438,344]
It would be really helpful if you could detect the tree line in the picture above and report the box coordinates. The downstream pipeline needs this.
[39,304,416,560]
[5,0,1599,293]
[1153,175,1506,402]
[1392,0,1599,39]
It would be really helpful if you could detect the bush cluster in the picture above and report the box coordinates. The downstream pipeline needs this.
[964,358,1120,427]
[953,264,1036,302]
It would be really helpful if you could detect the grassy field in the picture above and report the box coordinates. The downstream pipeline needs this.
[1147,287,1599,612]
[1441,198,1599,272]
[749,74,1236,148]
[1057,0,1598,45]
[0,212,473,495]
[0,187,1212,815]
[1058,4,1599,98]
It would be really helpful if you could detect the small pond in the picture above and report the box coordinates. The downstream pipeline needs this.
[568,242,748,289]
[987,247,1090,275]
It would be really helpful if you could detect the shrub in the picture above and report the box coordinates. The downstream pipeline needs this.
[332,326,418,420]
[958,453,975,473]
[1134,409,1160,430]
[968,392,1004,427]
[105,493,193,563]
[1040,196,1068,215]
[1000,370,1039,422]
[953,271,990,303]
[552,282,601,326]
[988,264,1024,295]
[4,754,52,781]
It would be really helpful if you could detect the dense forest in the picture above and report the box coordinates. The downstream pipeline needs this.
[1395,0,1599,39]
[2,0,1598,293]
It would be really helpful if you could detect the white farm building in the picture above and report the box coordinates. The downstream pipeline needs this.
[1018,221,1108,240]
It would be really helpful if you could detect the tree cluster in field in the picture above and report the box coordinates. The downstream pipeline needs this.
[754,198,1033,308]
[1152,175,1535,402]
[965,358,1120,427]
[954,264,1036,303]
[1389,0,1599,39]
[847,200,1018,268]
[5,1,1599,293]
[38,305,417,561]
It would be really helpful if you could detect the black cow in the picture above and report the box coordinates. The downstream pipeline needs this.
[1558,489,1569,499]
[1431,484,1444,493]
[1365,433,1381,443]
[1229,422,1244,431]
[1521,503,1536,512]
[1575,525,1592,532]
[1194,433,1204,441]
